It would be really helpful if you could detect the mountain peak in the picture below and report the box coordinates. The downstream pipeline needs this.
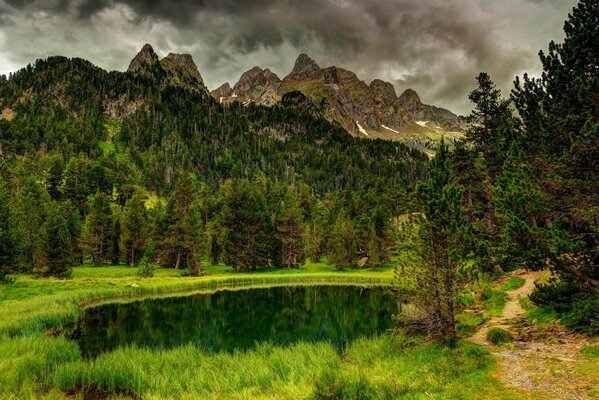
[127,44,159,74]
[161,52,204,86]
[370,79,397,101]
[288,53,321,80]
[398,88,422,106]
[233,66,281,95]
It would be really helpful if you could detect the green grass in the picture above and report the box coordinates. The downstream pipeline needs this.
[481,276,526,317]
[0,263,521,399]
[519,297,559,324]
[581,345,599,358]
[500,277,525,292]
[0,334,518,400]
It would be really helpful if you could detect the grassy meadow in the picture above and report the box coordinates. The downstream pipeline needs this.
[0,263,520,399]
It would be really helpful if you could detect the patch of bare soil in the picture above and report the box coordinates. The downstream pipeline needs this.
[0,107,14,121]
[470,270,599,399]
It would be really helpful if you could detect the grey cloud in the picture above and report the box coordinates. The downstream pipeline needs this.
[0,0,579,114]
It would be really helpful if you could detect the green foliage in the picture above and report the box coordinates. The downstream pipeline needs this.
[395,141,470,347]
[81,192,114,266]
[120,193,149,266]
[327,210,356,269]
[217,179,272,271]
[35,203,74,278]
[136,257,155,278]
[500,277,526,292]
[486,327,513,345]
[560,293,599,335]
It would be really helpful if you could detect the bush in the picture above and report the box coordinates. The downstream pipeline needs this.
[561,293,599,336]
[529,279,580,312]
[486,327,513,345]
[136,257,155,278]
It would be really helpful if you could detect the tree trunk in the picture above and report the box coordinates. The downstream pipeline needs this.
[175,252,181,269]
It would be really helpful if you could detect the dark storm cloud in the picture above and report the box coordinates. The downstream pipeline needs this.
[0,0,579,114]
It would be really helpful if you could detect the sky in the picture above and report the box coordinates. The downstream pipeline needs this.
[0,0,579,114]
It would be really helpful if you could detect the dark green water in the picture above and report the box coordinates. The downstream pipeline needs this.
[72,285,398,357]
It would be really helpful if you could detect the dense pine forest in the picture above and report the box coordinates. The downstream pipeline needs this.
[0,0,597,336]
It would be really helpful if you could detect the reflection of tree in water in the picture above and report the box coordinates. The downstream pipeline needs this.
[74,286,399,357]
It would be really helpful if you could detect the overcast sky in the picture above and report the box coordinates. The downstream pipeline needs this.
[0,0,578,114]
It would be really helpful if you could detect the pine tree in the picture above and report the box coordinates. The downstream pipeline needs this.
[81,192,114,266]
[37,203,73,278]
[396,141,469,348]
[494,144,546,271]
[275,191,305,268]
[158,175,202,270]
[120,194,149,267]
[327,210,355,269]
[511,0,599,288]
[219,179,272,271]
[367,206,390,267]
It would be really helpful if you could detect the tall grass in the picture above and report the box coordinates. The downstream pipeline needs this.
[19,335,516,400]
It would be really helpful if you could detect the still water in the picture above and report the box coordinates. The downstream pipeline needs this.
[72,285,398,357]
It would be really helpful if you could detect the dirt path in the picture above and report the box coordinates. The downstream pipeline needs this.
[469,270,599,399]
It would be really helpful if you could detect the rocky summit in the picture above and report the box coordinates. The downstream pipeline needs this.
[211,53,465,142]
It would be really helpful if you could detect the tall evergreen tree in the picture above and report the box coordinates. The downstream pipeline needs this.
[36,203,73,278]
[120,194,149,267]
[327,210,356,269]
[81,192,114,266]
[158,175,202,270]
[218,179,272,271]
[275,191,305,268]
[511,0,599,288]
[396,141,468,348]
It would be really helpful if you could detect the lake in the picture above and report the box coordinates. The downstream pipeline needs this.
[72,284,399,357]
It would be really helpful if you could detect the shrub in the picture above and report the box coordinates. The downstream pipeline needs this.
[136,257,155,278]
[561,293,599,336]
[529,279,580,312]
[486,327,513,345]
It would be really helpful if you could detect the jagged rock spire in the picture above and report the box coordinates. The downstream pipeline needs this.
[288,53,321,80]
[127,43,160,74]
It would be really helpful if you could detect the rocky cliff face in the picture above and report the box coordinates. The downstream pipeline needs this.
[211,53,464,139]
[160,52,206,91]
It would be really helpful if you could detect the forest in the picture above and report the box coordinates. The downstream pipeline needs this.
[0,0,597,399]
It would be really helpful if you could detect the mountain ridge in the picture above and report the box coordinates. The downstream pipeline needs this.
[211,53,465,141]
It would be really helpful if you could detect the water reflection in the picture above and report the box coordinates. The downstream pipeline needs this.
[72,285,398,357]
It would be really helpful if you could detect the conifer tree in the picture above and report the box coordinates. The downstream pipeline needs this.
[81,192,114,266]
[219,179,272,271]
[36,203,73,278]
[396,141,468,348]
[327,210,356,269]
[159,175,201,269]
[275,191,305,268]
[120,194,149,267]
